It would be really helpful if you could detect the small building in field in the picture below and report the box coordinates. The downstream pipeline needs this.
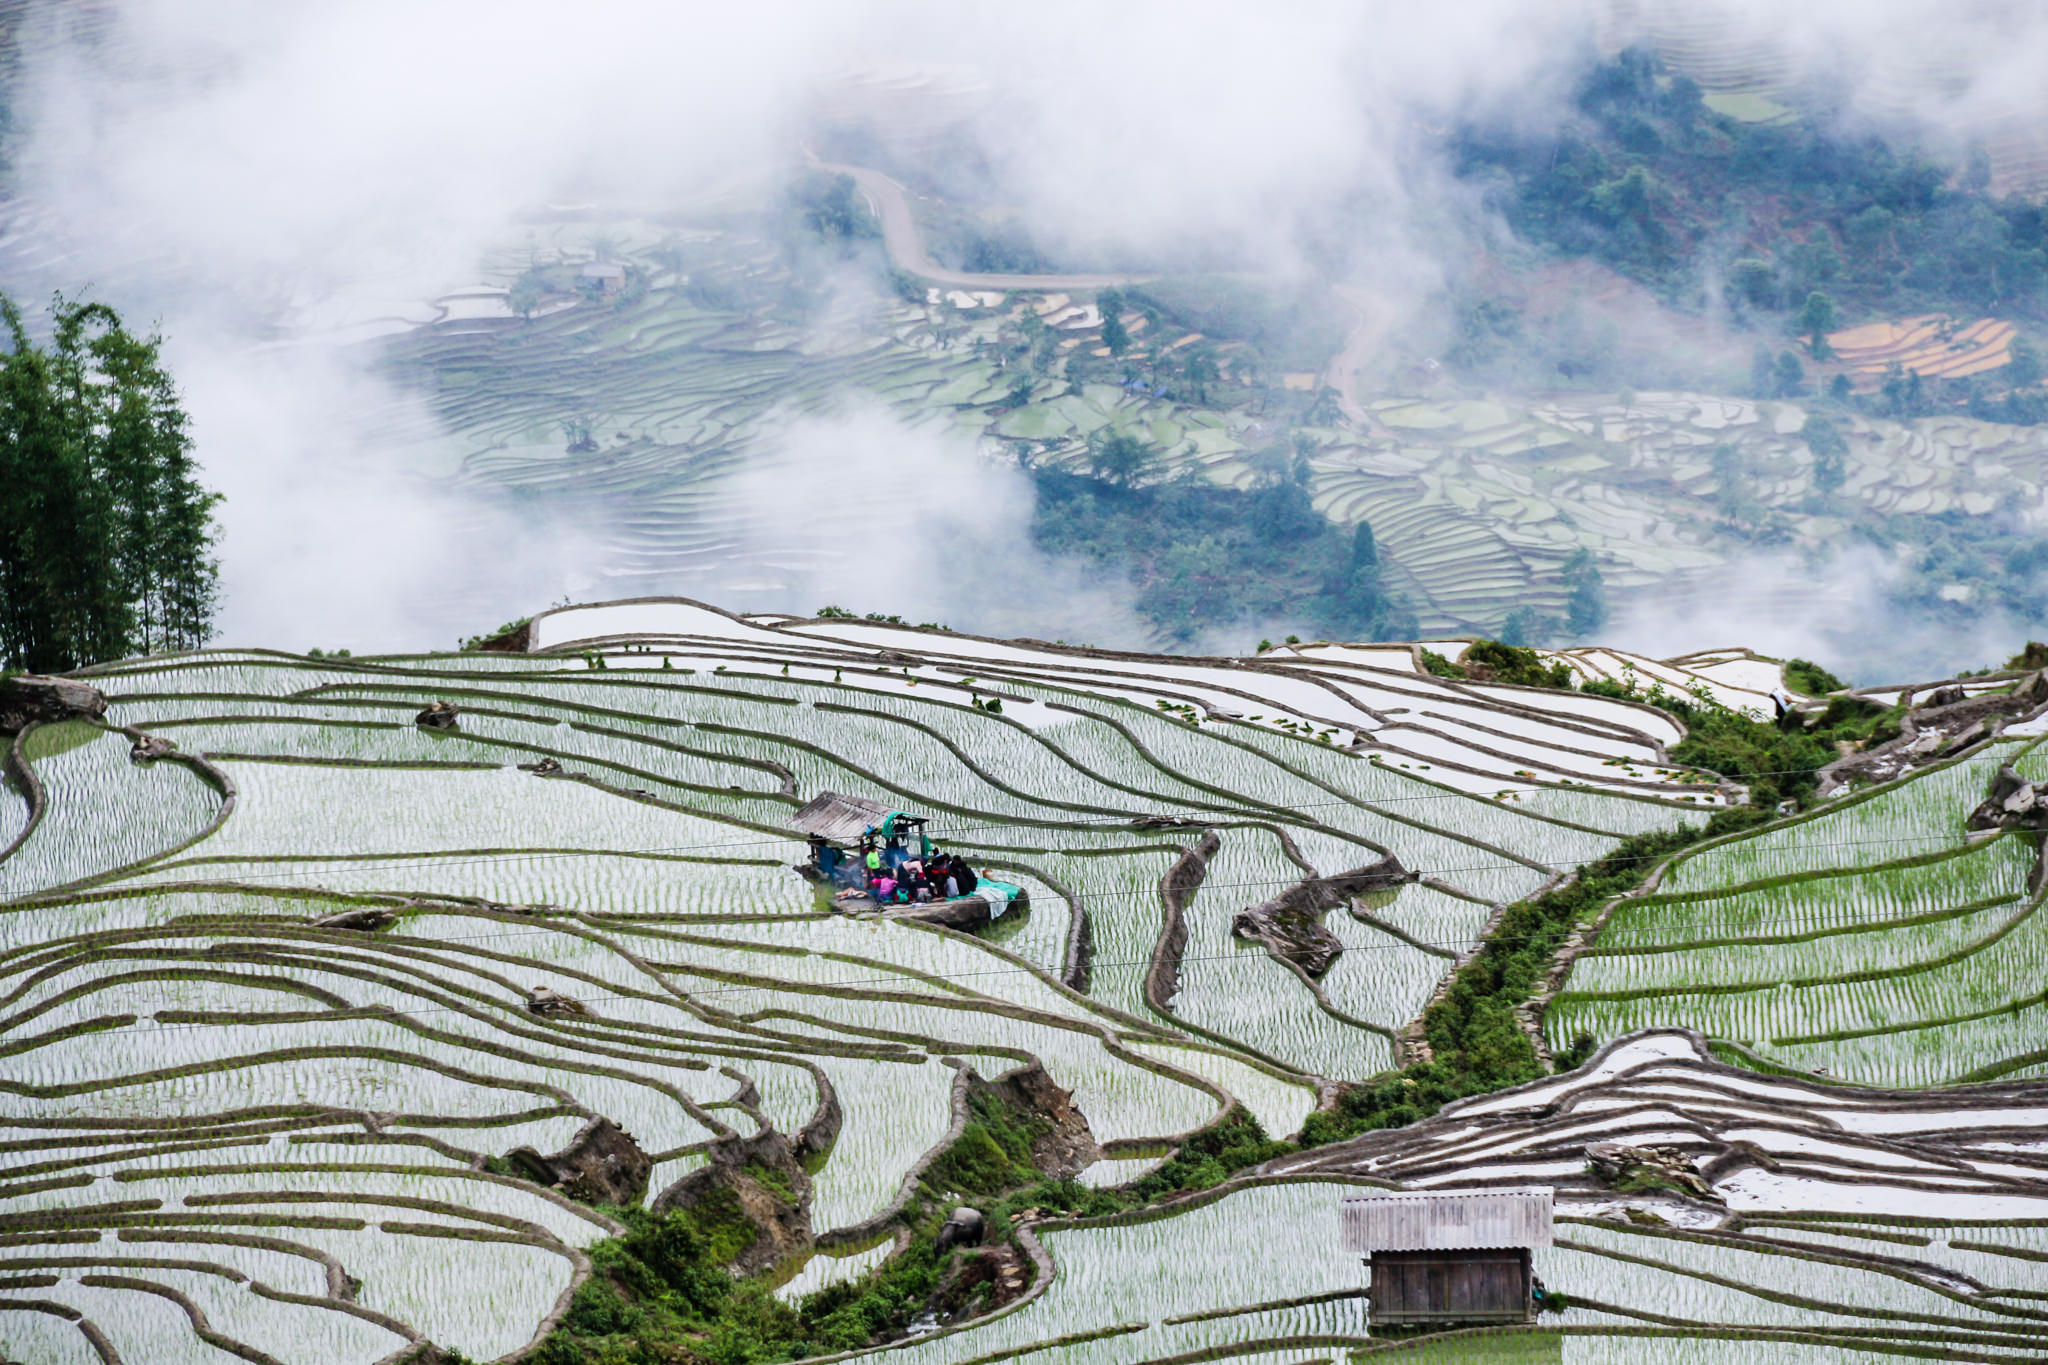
[580,261,627,293]
[1340,1187,1552,1327]
[789,791,932,885]
[789,791,930,857]
[787,791,1025,929]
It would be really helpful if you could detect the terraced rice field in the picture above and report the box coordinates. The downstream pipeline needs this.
[339,215,2048,647]
[1826,316,2017,388]
[1614,5,2048,199]
[1265,1031,2048,1360]
[1312,387,2048,639]
[1548,739,2048,1087]
[7,599,2048,1360]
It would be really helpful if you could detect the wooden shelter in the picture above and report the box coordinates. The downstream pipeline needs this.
[790,792,895,846]
[789,791,936,891]
[1340,1188,1552,1326]
[789,792,929,852]
[787,790,1025,930]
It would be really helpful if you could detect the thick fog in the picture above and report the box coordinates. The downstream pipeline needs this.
[9,0,2048,669]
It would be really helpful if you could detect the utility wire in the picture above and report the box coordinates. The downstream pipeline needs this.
[115,824,1995,897]
[86,746,1950,892]
[9,829,2030,1043]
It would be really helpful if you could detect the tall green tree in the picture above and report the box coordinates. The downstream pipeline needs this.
[1348,521,1378,572]
[1711,444,1754,523]
[0,295,219,672]
[1773,350,1805,397]
[2010,336,2044,390]
[1562,547,1607,636]
[1802,413,1849,495]
[1182,346,1219,403]
[1084,428,1156,488]
[1749,343,1776,397]
[1097,289,1129,357]
[1796,291,1838,359]
[1499,606,1553,647]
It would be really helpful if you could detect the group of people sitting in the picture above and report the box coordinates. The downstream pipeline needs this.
[858,847,980,905]
[814,836,979,905]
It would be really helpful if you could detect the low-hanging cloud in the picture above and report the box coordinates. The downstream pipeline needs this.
[1608,544,2025,686]
[721,400,1151,647]
[7,0,2048,660]
[168,336,604,652]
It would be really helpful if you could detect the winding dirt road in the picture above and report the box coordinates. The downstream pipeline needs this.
[812,151,1390,418]
[809,151,1151,292]
[1321,283,1396,428]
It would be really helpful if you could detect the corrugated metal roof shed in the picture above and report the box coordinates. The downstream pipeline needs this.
[1339,1188,1553,1253]
[790,792,895,844]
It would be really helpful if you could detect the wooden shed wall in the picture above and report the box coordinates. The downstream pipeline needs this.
[1341,1188,1553,1253]
[1368,1248,1532,1324]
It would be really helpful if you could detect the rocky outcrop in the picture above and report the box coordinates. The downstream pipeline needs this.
[384,1345,464,1365]
[1585,1142,1721,1203]
[929,1240,1032,1321]
[965,1061,1099,1179]
[1231,855,1412,979]
[1817,671,2048,796]
[886,887,1030,932]
[1966,764,2048,894]
[0,675,108,735]
[1968,765,2048,832]
[526,985,593,1018]
[1146,832,1220,1011]
[652,1127,813,1276]
[414,700,460,731]
[477,620,534,653]
[1233,905,1343,978]
[310,907,397,932]
[127,732,177,763]
[507,1117,652,1207]
[1130,813,1209,831]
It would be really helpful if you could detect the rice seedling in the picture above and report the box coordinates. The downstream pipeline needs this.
[17,618,2043,1362]
[0,724,222,897]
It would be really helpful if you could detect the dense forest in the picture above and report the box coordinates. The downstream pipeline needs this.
[1455,47,2048,325]
[1028,431,1416,646]
[0,297,220,673]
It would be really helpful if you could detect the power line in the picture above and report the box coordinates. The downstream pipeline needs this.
[8,678,2032,1053]
[111,824,1995,900]
[76,741,1953,893]
[7,835,2029,1044]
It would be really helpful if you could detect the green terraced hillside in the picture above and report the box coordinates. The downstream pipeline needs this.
[7,599,2048,1363]
[339,212,2048,651]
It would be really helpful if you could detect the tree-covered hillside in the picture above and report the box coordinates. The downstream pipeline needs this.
[1456,46,2048,326]
[1028,434,1416,646]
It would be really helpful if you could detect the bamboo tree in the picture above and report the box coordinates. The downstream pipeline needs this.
[0,293,219,671]
[83,306,219,652]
